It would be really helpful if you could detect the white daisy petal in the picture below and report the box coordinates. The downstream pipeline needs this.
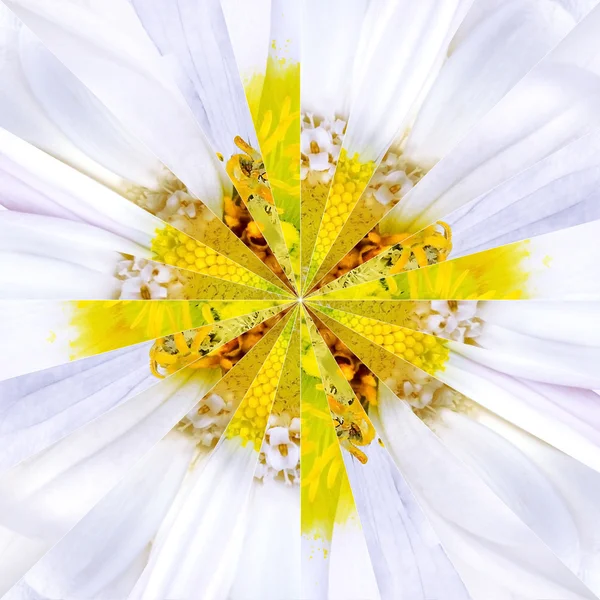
[15,20,161,189]
[436,410,579,567]
[128,438,257,600]
[229,479,301,600]
[0,128,158,244]
[301,0,369,119]
[404,0,583,166]
[383,5,600,233]
[0,253,120,300]
[448,322,600,388]
[476,301,600,346]
[19,432,194,600]
[0,7,160,191]
[342,442,470,599]
[130,0,259,160]
[0,366,220,595]
[0,211,149,267]
[220,0,271,100]
[375,386,596,599]
[0,342,156,472]
[473,407,600,595]
[439,355,600,474]
[327,508,381,600]
[445,129,600,256]
[5,0,228,214]
[344,0,472,161]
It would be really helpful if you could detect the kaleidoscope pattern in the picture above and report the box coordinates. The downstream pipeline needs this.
[2,1,600,599]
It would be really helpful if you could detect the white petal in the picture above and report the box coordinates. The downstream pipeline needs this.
[130,0,259,160]
[0,211,149,266]
[449,322,600,388]
[477,301,600,346]
[229,479,301,600]
[344,0,471,160]
[435,409,580,571]
[446,129,600,256]
[383,7,600,233]
[342,441,469,599]
[301,0,369,118]
[0,365,220,594]
[328,509,380,600]
[0,300,75,382]
[0,367,219,538]
[404,0,579,165]
[439,355,600,474]
[474,406,600,595]
[0,8,151,191]
[0,128,158,244]
[0,342,156,471]
[0,253,120,300]
[129,438,258,600]
[15,19,161,189]
[221,0,271,92]
[22,432,194,600]
[375,386,597,600]
[0,526,47,598]
[6,0,228,214]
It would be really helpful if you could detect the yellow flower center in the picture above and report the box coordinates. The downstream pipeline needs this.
[324,311,449,373]
[152,225,271,289]
[226,321,291,450]
[310,149,375,272]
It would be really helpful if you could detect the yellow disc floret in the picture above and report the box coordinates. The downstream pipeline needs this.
[331,312,449,373]
[389,222,453,273]
[152,225,271,289]
[226,325,291,450]
[310,150,375,272]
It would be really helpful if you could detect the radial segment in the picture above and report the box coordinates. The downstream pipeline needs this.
[307,309,599,599]
[0,307,287,473]
[314,218,600,301]
[303,152,377,293]
[313,303,600,472]
[299,313,377,598]
[0,309,293,598]
[308,219,451,295]
[304,177,417,295]
[301,147,429,294]
[303,309,472,598]
[0,299,290,381]
[122,309,298,599]
[235,0,301,288]
[225,136,298,291]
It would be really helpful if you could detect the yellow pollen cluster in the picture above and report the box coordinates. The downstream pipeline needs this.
[152,226,266,288]
[390,222,453,273]
[226,331,289,450]
[312,150,374,266]
[333,312,449,373]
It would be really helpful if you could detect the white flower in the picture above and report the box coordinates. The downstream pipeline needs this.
[262,425,300,476]
[117,258,185,300]
[418,300,482,342]
[3,1,600,600]
[300,114,345,186]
